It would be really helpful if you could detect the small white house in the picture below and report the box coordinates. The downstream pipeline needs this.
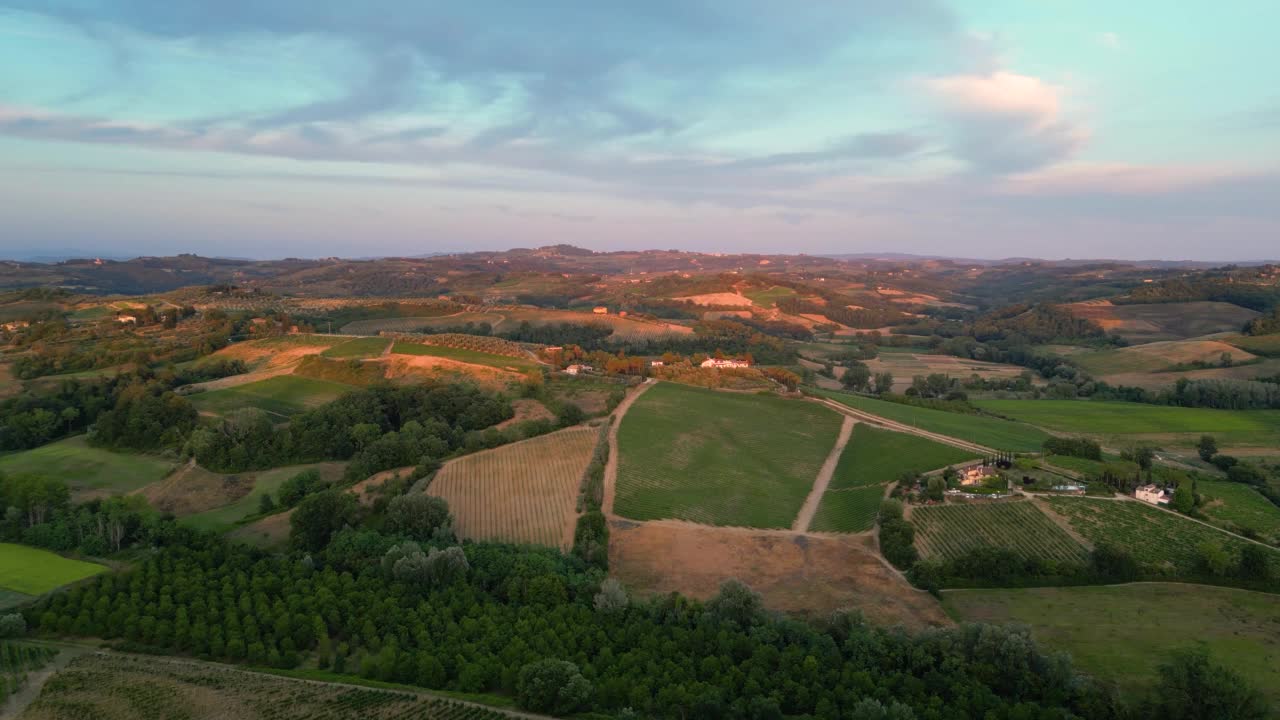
[592,306,609,315]
[700,358,750,369]
[116,315,137,324]
[1135,484,1171,505]
[566,364,593,376]
[649,360,665,367]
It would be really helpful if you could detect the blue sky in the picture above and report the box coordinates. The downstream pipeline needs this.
[1,1,1277,260]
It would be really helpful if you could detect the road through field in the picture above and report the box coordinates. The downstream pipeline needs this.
[811,397,996,456]
[792,417,856,532]
[602,378,655,516]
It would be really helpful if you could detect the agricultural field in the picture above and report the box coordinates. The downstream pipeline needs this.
[390,342,538,372]
[0,589,32,610]
[345,307,690,340]
[210,334,349,371]
[1071,340,1280,390]
[615,382,843,528]
[19,652,516,720]
[1197,480,1280,542]
[341,312,502,335]
[427,426,597,549]
[1224,333,1280,357]
[0,435,175,499]
[189,374,353,418]
[1064,300,1260,343]
[911,501,1089,564]
[181,462,346,533]
[859,353,1029,393]
[828,424,978,489]
[319,336,391,358]
[812,390,1050,452]
[1040,497,1280,574]
[809,486,886,533]
[744,285,796,307]
[0,543,106,596]
[975,399,1280,449]
[943,583,1280,705]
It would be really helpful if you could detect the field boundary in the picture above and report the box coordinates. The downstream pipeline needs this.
[602,379,656,516]
[811,397,996,455]
[792,417,856,532]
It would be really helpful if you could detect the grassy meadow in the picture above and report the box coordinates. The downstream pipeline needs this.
[975,399,1280,449]
[0,542,107,595]
[943,583,1280,706]
[1197,480,1280,542]
[190,374,353,418]
[181,462,347,532]
[829,424,977,489]
[812,389,1050,452]
[615,382,842,528]
[0,435,175,498]
[319,336,391,358]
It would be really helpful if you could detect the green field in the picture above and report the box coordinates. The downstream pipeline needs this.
[615,382,842,528]
[0,588,33,610]
[0,435,175,497]
[829,424,977,489]
[812,389,1050,452]
[1041,497,1280,574]
[943,583,1280,705]
[391,342,538,371]
[320,336,391,358]
[181,462,346,532]
[810,486,886,533]
[0,543,107,595]
[1041,454,1112,477]
[1198,480,1280,542]
[975,399,1280,438]
[1225,333,1280,358]
[912,501,1088,564]
[190,375,353,418]
[744,285,796,307]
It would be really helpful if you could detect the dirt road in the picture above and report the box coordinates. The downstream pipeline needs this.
[792,416,856,532]
[811,397,995,455]
[602,379,655,516]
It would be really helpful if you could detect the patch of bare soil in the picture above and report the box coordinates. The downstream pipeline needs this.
[211,343,337,371]
[135,461,251,516]
[227,510,294,549]
[383,354,521,389]
[496,398,555,430]
[609,519,951,629]
[349,466,415,505]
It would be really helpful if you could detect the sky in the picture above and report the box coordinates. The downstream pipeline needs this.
[1,1,1278,261]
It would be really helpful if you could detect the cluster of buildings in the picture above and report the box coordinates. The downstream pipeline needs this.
[1135,484,1173,506]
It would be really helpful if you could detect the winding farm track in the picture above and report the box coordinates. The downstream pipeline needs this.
[792,416,856,533]
[810,397,996,456]
[601,378,656,516]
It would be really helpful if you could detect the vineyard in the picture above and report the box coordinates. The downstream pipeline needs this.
[828,424,978,489]
[427,426,597,549]
[382,332,531,360]
[389,340,538,372]
[1041,497,1280,574]
[2,642,58,707]
[18,653,514,720]
[912,501,1089,564]
[1196,480,1280,543]
[809,486,885,533]
[614,382,843,528]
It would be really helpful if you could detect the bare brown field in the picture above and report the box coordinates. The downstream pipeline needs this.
[608,519,950,628]
[382,354,522,389]
[1073,339,1277,389]
[1065,300,1259,343]
[349,465,416,505]
[495,398,554,429]
[136,461,251,516]
[427,426,598,549]
[208,335,348,370]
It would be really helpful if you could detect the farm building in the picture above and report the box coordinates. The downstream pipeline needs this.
[565,364,593,375]
[116,315,137,324]
[1,320,29,331]
[1134,484,1172,505]
[649,360,664,367]
[959,464,997,486]
[593,306,609,314]
[1050,482,1087,495]
[700,358,750,369]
